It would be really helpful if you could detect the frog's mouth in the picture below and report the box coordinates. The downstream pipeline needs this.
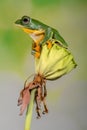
[22,28,45,36]
[22,28,36,34]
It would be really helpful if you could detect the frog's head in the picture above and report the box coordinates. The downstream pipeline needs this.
[15,16,38,33]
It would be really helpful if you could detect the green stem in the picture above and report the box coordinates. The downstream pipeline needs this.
[24,89,36,130]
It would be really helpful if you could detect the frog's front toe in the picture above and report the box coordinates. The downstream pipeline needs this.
[32,50,40,58]
[46,40,52,49]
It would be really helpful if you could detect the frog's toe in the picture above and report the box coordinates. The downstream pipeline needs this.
[33,45,41,52]
[31,50,40,58]
[35,52,40,58]
[46,40,52,49]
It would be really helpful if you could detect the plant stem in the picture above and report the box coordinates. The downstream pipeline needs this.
[24,89,36,130]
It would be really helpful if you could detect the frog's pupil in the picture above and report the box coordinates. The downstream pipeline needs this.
[23,18,28,23]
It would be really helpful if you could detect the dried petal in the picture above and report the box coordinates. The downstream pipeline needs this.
[18,87,31,115]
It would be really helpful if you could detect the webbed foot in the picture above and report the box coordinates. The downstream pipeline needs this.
[32,50,41,58]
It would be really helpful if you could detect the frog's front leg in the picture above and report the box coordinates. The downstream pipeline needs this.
[32,28,53,58]
[32,42,41,58]
[32,41,41,52]
[40,28,53,50]
[40,28,53,46]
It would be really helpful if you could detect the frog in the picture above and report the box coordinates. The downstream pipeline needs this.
[15,16,68,58]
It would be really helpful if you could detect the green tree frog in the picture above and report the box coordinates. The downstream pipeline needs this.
[15,16,68,58]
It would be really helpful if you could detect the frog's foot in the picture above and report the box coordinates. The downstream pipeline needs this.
[33,45,41,52]
[32,44,41,58]
[32,50,41,58]
[35,52,41,58]
[46,40,52,49]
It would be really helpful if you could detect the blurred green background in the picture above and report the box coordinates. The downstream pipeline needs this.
[0,0,87,130]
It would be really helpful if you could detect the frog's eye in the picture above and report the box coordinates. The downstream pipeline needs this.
[22,16,30,25]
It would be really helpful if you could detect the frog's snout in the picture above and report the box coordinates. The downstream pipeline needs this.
[15,19,21,25]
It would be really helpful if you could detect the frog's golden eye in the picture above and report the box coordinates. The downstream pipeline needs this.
[22,16,30,25]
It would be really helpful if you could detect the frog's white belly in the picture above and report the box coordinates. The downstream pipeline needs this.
[29,33,40,42]
[29,33,44,43]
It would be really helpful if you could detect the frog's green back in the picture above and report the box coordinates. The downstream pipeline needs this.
[53,28,68,48]
[31,18,68,47]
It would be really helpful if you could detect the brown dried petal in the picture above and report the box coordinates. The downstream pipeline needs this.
[18,87,31,115]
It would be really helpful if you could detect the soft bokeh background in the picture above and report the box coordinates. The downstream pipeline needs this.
[0,0,87,130]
